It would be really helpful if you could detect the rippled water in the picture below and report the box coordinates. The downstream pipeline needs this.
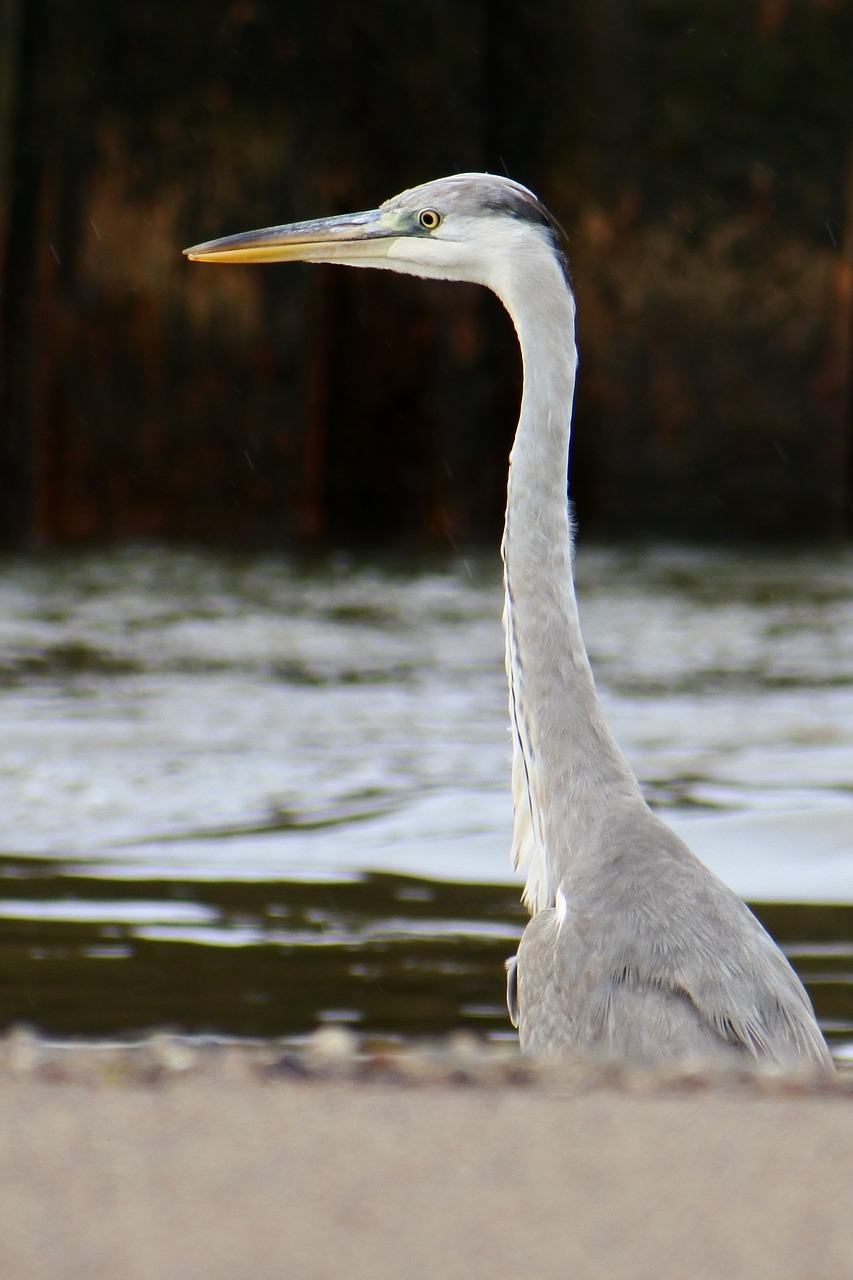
[0,546,851,1052]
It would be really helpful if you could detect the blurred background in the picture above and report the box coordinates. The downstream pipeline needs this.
[1,0,852,549]
[0,1,852,1050]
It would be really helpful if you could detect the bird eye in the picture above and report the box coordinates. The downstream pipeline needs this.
[418,209,441,231]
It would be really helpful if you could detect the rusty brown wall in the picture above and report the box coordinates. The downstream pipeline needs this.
[1,0,851,546]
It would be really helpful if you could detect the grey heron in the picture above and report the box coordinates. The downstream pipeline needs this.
[185,173,833,1071]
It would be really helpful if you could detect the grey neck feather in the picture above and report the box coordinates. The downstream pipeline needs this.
[494,233,642,912]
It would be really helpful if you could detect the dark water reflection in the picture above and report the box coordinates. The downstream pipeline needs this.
[0,865,519,1039]
[1,858,851,1053]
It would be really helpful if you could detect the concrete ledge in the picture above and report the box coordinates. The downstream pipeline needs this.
[1,1032,851,1280]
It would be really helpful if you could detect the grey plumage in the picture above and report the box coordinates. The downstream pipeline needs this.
[186,173,834,1073]
[508,800,830,1066]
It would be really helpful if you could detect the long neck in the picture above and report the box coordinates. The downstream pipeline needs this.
[497,243,641,913]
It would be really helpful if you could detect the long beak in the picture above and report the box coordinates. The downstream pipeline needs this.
[183,208,402,265]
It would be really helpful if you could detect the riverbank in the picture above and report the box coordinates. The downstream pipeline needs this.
[1,1033,851,1280]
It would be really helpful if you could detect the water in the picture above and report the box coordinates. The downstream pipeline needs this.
[0,545,851,1054]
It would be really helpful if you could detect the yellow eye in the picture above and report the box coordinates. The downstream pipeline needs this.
[418,209,441,231]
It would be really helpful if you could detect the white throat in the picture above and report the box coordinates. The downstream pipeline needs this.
[491,231,640,913]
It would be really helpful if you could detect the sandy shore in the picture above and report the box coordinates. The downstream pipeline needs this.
[1,1033,851,1280]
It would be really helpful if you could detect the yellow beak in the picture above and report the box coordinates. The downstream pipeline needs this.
[183,209,402,265]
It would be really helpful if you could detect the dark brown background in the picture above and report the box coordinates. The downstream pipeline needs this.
[1,0,852,547]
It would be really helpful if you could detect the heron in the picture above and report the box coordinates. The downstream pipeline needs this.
[185,173,833,1071]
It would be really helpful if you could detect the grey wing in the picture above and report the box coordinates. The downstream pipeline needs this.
[505,953,519,1027]
[512,907,755,1066]
[511,830,833,1072]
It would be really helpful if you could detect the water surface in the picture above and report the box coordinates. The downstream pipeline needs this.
[0,546,851,1052]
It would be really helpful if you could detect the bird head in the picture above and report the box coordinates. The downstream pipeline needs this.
[183,172,567,296]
